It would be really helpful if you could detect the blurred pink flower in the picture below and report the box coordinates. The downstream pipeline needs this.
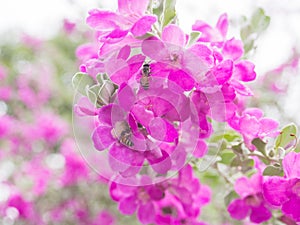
[263,152,300,222]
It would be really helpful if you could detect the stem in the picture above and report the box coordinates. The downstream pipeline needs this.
[212,164,234,185]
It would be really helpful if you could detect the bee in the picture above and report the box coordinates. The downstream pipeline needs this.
[137,123,148,137]
[140,63,151,90]
[113,121,134,147]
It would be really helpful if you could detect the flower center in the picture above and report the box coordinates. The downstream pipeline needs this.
[162,206,177,217]
[292,180,300,197]
[245,194,262,207]
[137,188,150,203]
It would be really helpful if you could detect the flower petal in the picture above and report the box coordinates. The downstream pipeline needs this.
[223,38,244,61]
[137,202,155,225]
[234,60,256,82]
[230,80,254,96]
[92,126,114,151]
[263,177,290,206]
[108,143,144,173]
[86,9,120,30]
[147,150,172,174]
[227,199,250,220]
[117,45,131,60]
[125,0,149,15]
[235,174,262,198]
[249,204,272,223]
[192,139,208,158]
[168,69,195,91]
[99,104,124,126]
[216,13,228,38]
[131,15,157,37]
[213,59,233,84]
[148,117,178,142]
[119,195,138,215]
[162,24,186,47]
[282,197,300,221]
[283,152,300,179]
[142,38,169,61]
[118,83,136,111]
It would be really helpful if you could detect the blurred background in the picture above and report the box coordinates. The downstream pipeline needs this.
[0,0,299,224]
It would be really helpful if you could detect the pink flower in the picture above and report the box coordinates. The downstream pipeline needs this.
[0,115,14,138]
[5,192,41,222]
[92,83,184,176]
[63,19,76,34]
[104,45,145,85]
[192,13,228,44]
[228,108,279,150]
[228,173,272,223]
[263,152,300,222]
[24,157,52,196]
[34,113,68,145]
[86,0,156,41]
[0,86,12,101]
[110,165,211,225]
[92,210,115,225]
[60,139,89,186]
[142,25,210,92]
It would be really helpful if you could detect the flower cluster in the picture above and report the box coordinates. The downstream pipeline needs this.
[72,0,300,224]
[75,0,280,181]
[110,165,210,225]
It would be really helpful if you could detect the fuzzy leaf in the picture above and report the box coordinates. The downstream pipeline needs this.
[162,0,177,27]
[251,8,270,34]
[252,138,267,156]
[72,72,95,95]
[220,151,236,165]
[275,123,297,149]
[263,165,284,176]
[187,31,201,47]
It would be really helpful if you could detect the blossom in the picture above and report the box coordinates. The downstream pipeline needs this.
[33,113,68,146]
[228,173,272,223]
[59,139,89,186]
[63,19,76,34]
[86,0,156,41]
[263,152,300,222]
[141,24,210,92]
[92,210,115,225]
[110,165,211,225]
[228,108,279,149]
[91,83,186,176]
[192,13,228,44]
[24,157,52,196]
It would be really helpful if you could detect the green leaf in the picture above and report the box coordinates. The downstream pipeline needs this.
[243,39,255,54]
[223,131,241,142]
[263,165,284,176]
[251,8,270,34]
[241,158,255,173]
[152,0,164,21]
[187,31,201,47]
[224,191,239,206]
[72,72,95,95]
[230,156,242,167]
[240,25,252,42]
[161,0,177,27]
[220,151,236,165]
[252,138,267,156]
[275,123,298,149]
[86,84,101,106]
[231,143,243,154]
[96,73,109,86]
